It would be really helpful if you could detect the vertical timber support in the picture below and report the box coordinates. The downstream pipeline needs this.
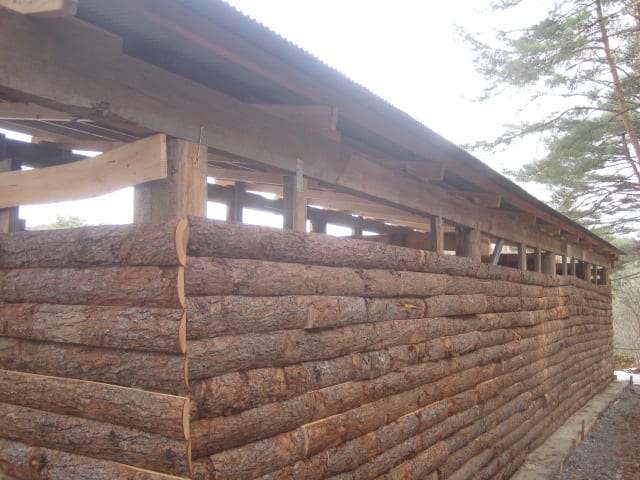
[570,257,576,276]
[458,227,481,262]
[283,175,307,232]
[134,138,207,223]
[601,267,609,286]
[0,135,24,232]
[583,262,591,282]
[429,215,444,254]
[311,218,327,234]
[227,181,245,222]
[490,239,505,265]
[562,255,568,276]
[534,247,542,273]
[542,252,556,276]
[517,243,527,271]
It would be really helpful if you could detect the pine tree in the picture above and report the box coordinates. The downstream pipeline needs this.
[465,0,640,234]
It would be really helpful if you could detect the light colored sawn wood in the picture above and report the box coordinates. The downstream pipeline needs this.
[0,0,77,17]
[0,134,167,209]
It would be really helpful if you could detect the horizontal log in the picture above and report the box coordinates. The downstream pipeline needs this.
[271,342,609,480]
[0,218,188,268]
[0,438,187,480]
[190,335,609,477]
[0,265,185,308]
[0,370,189,440]
[188,311,607,380]
[0,403,191,476]
[187,218,613,293]
[0,303,186,353]
[0,338,188,394]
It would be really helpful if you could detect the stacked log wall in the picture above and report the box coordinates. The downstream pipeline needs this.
[186,218,613,480]
[0,220,192,479]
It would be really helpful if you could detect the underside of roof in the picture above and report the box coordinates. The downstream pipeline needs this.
[0,0,620,266]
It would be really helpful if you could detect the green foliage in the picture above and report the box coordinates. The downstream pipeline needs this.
[29,215,90,230]
[465,0,640,235]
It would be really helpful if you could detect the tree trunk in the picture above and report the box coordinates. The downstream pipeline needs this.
[0,370,189,440]
[0,303,186,353]
[0,338,188,394]
[0,218,188,268]
[0,265,184,308]
[595,0,640,185]
[0,438,187,480]
[0,403,191,476]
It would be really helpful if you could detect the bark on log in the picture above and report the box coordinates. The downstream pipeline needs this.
[0,266,185,308]
[0,438,187,480]
[0,370,189,440]
[185,257,534,298]
[190,335,608,477]
[187,218,611,296]
[0,303,186,353]
[0,218,188,268]
[188,313,607,380]
[0,403,191,476]
[0,338,188,394]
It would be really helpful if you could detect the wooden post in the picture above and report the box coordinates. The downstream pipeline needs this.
[353,216,364,237]
[517,243,527,271]
[283,175,307,232]
[534,247,542,273]
[542,252,556,276]
[561,255,568,276]
[311,218,327,234]
[583,262,591,282]
[0,135,23,232]
[490,239,505,265]
[428,215,444,254]
[458,226,481,261]
[601,267,609,286]
[570,257,576,276]
[134,138,207,223]
[227,181,245,222]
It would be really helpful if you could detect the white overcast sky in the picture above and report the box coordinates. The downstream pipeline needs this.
[11,0,554,227]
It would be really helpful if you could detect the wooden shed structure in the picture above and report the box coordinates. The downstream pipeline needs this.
[0,1,619,479]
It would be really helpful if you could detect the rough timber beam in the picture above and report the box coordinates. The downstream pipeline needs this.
[0,10,613,268]
[0,0,77,17]
[0,134,167,208]
[0,102,78,121]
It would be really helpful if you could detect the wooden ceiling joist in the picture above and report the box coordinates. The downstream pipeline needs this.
[0,102,80,121]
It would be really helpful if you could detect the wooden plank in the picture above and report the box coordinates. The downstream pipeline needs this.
[429,215,445,253]
[0,101,78,120]
[0,10,615,268]
[405,161,445,181]
[0,370,189,440]
[250,104,338,139]
[491,239,505,265]
[134,138,206,223]
[0,134,167,208]
[0,0,77,17]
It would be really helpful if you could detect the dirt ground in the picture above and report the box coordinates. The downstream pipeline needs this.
[557,380,640,480]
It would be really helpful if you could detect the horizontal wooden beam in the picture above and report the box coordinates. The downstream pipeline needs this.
[250,104,338,140]
[0,10,613,268]
[5,137,84,168]
[458,191,502,209]
[404,161,445,181]
[0,134,166,208]
[0,101,79,121]
[0,0,77,17]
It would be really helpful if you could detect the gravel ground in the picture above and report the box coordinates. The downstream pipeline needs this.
[557,383,640,480]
